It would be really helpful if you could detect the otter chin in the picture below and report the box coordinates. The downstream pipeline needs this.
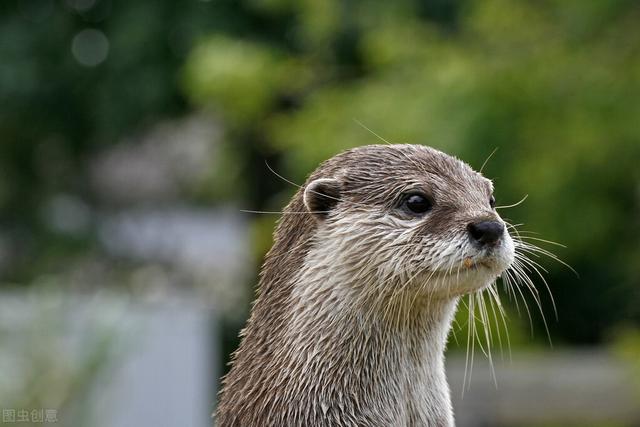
[216,144,516,427]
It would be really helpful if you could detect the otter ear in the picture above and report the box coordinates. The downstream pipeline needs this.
[303,178,341,219]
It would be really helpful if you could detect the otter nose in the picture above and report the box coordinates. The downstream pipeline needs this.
[468,220,505,246]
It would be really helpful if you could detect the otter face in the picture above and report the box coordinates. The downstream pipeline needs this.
[302,144,514,299]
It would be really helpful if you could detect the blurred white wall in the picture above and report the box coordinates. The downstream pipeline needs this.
[448,349,640,426]
[0,292,217,427]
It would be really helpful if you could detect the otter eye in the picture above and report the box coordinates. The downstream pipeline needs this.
[489,195,496,208]
[403,193,432,215]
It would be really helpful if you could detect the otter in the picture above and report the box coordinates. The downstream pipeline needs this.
[216,144,515,426]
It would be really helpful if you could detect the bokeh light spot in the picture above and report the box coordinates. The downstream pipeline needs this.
[71,28,109,67]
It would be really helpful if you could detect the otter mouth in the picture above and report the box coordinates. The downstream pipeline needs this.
[427,257,499,280]
[462,257,493,270]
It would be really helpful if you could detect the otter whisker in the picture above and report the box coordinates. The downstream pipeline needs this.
[500,270,520,316]
[487,284,511,361]
[479,146,499,174]
[240,209,330,215]
[461,288,495,392]
[352,124,431,176]
[366,248,415,326]
[516,242,578,277]
[510,258,553,345]
[517,236,567,248]
[495,194,529,210]
[505,265,535,336]
[403,268,435,324]
[510,258,543,305]
[514,253,558,320]
[505,222,526,229]
[478,290,498,387]
[400,270,428,326]
[515,251,550,273]
[476,292,492,350]
[504,222,525,238]
[353,119,393,146]
[507,228,576,333]
[468,293,489,389]
[485,286,501,348]
[450,317,461,347]
[264,160,374,209]
[463,292,475,393]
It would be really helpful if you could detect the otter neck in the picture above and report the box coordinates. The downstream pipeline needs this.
[283,258,459,426]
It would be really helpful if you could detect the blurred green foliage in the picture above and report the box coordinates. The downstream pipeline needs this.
[183,0,640,344]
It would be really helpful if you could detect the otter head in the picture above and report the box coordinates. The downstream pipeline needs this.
[300,144,514,301]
